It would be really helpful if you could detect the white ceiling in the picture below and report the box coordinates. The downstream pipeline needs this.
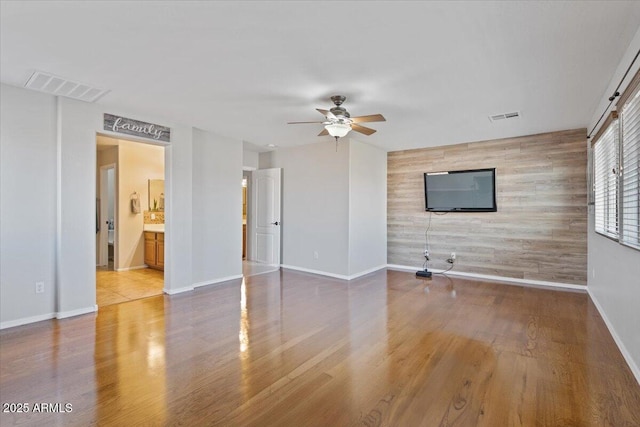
[1,1,639,152]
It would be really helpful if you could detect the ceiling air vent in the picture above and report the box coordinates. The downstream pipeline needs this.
[489,111,520,122]
[24,71,109,103]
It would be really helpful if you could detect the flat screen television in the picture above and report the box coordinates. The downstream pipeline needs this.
[424,168,497,212]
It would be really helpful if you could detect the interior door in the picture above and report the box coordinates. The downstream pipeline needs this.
[252,168,281,265]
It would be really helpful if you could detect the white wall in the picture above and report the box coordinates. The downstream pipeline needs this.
[192,128,243,285]
[243,149,259,170]
[587,27,640,381]
[164,126,194,293]
[260,139,388,279]
[262,141,351,276]
[0,84,57,325]
[1,84,246,326]
[56,96,101,317]
[348,140,387,275]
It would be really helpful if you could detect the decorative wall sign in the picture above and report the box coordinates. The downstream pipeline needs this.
[104,113,171,142]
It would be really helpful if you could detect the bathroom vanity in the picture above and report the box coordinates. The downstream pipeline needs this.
[144,228,164,271]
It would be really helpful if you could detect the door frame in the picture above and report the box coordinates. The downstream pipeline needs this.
[243,170,252,261]
[98,163,116,268]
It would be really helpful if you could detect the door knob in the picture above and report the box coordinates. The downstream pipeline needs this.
[271,221,280,226]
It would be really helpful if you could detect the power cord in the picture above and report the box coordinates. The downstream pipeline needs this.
[433,264,454,275]
[421,211,456,276]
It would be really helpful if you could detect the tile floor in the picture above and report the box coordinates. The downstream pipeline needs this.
[96,267,164,307]
[95,261,276,307]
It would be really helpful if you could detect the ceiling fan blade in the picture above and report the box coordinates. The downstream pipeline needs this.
[287,121,325,124]
[350,114,386,123]
[318,128,329,136]
[352,124,377,136]
[316,108,336,120]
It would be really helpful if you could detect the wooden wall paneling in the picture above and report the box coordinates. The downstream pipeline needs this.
[387,128,588,285]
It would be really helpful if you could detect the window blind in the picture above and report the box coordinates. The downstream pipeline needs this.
[621,88,640,249]
[593,119,619,239]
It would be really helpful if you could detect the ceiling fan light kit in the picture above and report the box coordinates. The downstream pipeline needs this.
[288,95,385,147]
[325,123,351,138]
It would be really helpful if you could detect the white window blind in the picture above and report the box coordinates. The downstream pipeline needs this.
[621,89,640,249]
[593,119,619,239]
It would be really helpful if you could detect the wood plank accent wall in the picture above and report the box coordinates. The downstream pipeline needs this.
[387,128,588,285]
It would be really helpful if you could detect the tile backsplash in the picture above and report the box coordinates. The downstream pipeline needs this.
[143,211,165,224]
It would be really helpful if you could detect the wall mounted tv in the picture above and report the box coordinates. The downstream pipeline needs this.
[424,168,497,212]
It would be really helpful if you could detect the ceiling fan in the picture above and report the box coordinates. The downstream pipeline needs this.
[288,95,386,144]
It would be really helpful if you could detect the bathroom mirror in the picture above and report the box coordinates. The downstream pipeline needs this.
[148,179,164,211]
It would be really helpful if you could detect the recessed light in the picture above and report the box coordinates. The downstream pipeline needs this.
[266,144,278,148]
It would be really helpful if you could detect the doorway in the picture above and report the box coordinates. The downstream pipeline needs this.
[95,134,165,306]
[242,173,249,261]
[242,168,281,277]
[98,164,116,270]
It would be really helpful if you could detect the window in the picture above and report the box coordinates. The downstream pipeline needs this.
[621,88,640,249]
[592,68,640,251]
[593,116,619,239]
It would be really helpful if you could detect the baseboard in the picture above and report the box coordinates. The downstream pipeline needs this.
[163,286,194,295]
[56,305,98,319]
[280,264,386,281]
[587,289,640,386]
[0,312,56,330]
[281,264,350,280]
[193,274,244,288]
[115,265,148,272]
[164,274,244,295]
[244,267,280,278]
[386,264,587,292]
[348,264,388,280]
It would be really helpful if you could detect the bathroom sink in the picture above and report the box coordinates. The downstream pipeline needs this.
[143,224,165,233]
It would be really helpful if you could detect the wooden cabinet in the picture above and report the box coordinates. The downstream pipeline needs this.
[144,231,164,271]
[144,238,156,266]
[157,236,164,269]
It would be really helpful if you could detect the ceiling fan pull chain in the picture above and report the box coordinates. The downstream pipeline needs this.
[335,136,339,152]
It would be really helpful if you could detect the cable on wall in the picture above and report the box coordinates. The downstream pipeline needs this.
[421,211,455,275]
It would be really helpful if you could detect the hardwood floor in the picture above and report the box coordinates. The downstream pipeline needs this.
[1,269,639,426]
[96,267,164,306]
[242,260,280,277]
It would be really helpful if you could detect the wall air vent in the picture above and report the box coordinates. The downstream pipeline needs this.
[489,111,521,122]
[24,71,109,103]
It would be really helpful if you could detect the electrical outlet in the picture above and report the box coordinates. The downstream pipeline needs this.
[35,281,44,294]
[451,252,456,260]
[423,249,429,257]
[313,251,319,260]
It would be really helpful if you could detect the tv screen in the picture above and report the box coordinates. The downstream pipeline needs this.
[424,168,497,212]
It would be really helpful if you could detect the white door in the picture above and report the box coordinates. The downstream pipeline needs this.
[252,168,281,265]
